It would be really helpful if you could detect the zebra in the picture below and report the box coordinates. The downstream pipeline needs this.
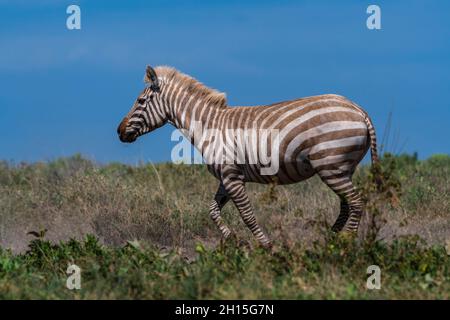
[117,65,379,248]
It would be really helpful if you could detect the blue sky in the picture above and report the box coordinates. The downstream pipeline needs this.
[0,0,449,164]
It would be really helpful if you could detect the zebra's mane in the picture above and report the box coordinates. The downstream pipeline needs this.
[145,66,227,109]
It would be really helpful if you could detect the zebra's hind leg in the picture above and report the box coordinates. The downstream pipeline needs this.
[209,183,232,238]
[318,172,363,234]
[331,198,350,232]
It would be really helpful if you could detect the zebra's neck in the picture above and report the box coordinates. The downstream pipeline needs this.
[159,76,227,148]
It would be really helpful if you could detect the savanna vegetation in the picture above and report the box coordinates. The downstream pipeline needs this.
[0,153,449,299]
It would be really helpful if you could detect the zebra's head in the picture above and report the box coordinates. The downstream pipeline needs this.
[117,65,167,143]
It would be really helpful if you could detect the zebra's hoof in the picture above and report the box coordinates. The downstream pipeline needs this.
[222,230,233,240]
[259,241,273,251]
[219,232,238,247]
[331,225,344,233]
[238,239,251,248]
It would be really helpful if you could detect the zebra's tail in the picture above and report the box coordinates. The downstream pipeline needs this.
[364,115,379,165]
[363,115,382,188]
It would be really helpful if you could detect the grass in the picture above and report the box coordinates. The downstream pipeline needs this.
[0,234,448,299]
[0,153,449,299]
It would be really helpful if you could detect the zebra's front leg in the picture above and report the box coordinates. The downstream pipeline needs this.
[209,183,232,239]
[222,176,272,248]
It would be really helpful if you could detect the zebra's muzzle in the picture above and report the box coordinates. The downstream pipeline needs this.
[117,117,137,143]
[119,131,137,143]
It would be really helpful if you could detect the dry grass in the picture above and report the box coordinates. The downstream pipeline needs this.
[0,153,449,256]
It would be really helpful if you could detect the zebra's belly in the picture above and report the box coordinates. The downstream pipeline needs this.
[240,160,316,185]
[206,162,315,185]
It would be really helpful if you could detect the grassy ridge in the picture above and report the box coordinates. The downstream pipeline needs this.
[0,153,449,299]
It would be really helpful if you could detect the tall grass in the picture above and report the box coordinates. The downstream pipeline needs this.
[1,153,448,253]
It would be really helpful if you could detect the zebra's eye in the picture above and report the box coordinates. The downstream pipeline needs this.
[137,98,146,105]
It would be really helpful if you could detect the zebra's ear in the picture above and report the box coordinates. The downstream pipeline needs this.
[145,65,160,92]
